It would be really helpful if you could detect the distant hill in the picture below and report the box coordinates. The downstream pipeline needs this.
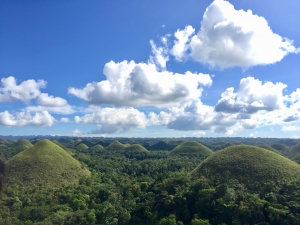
[255,144,281,154]
[124,144,149,153]
[90,144,104,151]
[191,145,300,191]
[5,138,33,159]
[270,143,290,152]
[105,140,126,151]
[51,140,73,155]
[170,141,213,157]
[291,143,300,154]
[75,143,89,151]
[6,139,90,189]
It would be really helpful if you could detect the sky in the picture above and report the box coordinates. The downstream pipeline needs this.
[0,0,300,138]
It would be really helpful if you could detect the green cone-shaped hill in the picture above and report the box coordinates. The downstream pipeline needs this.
[106,140,126,151]
[6,138,33,159]
[271,143,290,152]
[171,141,213,157]
[6,139,90,189]
[125,144,149,153]
[191,145,300,190]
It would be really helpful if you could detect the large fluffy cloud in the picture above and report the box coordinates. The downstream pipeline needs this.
[171,0,299,68]
[0,76,46,103]
[0,111,55,127]
[0,77,74,115]
[75,107,148,133]
[69,60,212,107]
[147,77,300,135]
[215,77,287,113]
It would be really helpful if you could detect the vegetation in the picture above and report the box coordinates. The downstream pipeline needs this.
[191,145,300,191]
[6,139,90,189]
[124,144,149,153]
[171,141,213,157]
[5,138,33,159]
[105,140,126,151]
[291,143,300,154]
[271,142,290,152]
[1,137,300,224]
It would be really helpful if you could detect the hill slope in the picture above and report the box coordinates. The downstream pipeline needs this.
[171,141,213,157]
[191,145,300,190]
[6,139,90,189]
[5,138,33,159]
[106,140,126,151]
[124,144,149,153]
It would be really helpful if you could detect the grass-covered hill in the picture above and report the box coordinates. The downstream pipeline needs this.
[124,144,149,153]
[255,144,281,154]
[170,141,213,157]
[75,142,89,151]
[5,138,33,159]
[105,140,126,151]
[90,144,104,151]
[51,140,73,155]
[291,143,300,154]
[271,143,290,152]
[191,145,300,191]
[6,139,90,189]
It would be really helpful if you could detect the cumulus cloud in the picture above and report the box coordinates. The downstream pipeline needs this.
[172,0,299,68]
[36,93,68,107]
[0,110,55,127]
[69,60,212,107]
[0,76,46,103]
[60,117,70,123]
[215,77,287,113]
[171,25,195,61]
[146,76,300,136]
[72,129,85,136]
[149,40,169,70]
[75,107,148,133]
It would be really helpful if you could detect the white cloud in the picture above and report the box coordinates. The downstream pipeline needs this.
[0,76,46,103]
[75,107,148,133]
[69,60,212,107]
[193,131,206,137]
[36,93,67,107]
[60,117,70,123]
[0,110,55,127]
[215,77,287,113]
[172,0,299,69]
[149,40,169,70]
[26,105,74,115]
[72,129,85,136]
[146,76,300,136]
[171,25,195,61]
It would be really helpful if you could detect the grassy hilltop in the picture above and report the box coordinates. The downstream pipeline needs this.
[6,139,90,189]
[191,145,300,191]
[171,141,213,157]
[5,138,33,159]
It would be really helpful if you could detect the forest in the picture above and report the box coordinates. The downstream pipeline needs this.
[0,136,300,225]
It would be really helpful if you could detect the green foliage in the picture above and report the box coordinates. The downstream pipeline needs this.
[5,138,33,159]
[106,140,126,151]
[124,144,149,153]
[191,145,300,191]
[6,139,90,189]
[271,143,290,152]
[291,143,300,154]
[2,138,300,224]
[170,141,213,157]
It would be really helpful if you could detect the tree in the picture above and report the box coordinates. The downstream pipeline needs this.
[0,156,5,198]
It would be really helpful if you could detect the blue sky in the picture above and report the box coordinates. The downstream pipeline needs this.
[1,0,300,138]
